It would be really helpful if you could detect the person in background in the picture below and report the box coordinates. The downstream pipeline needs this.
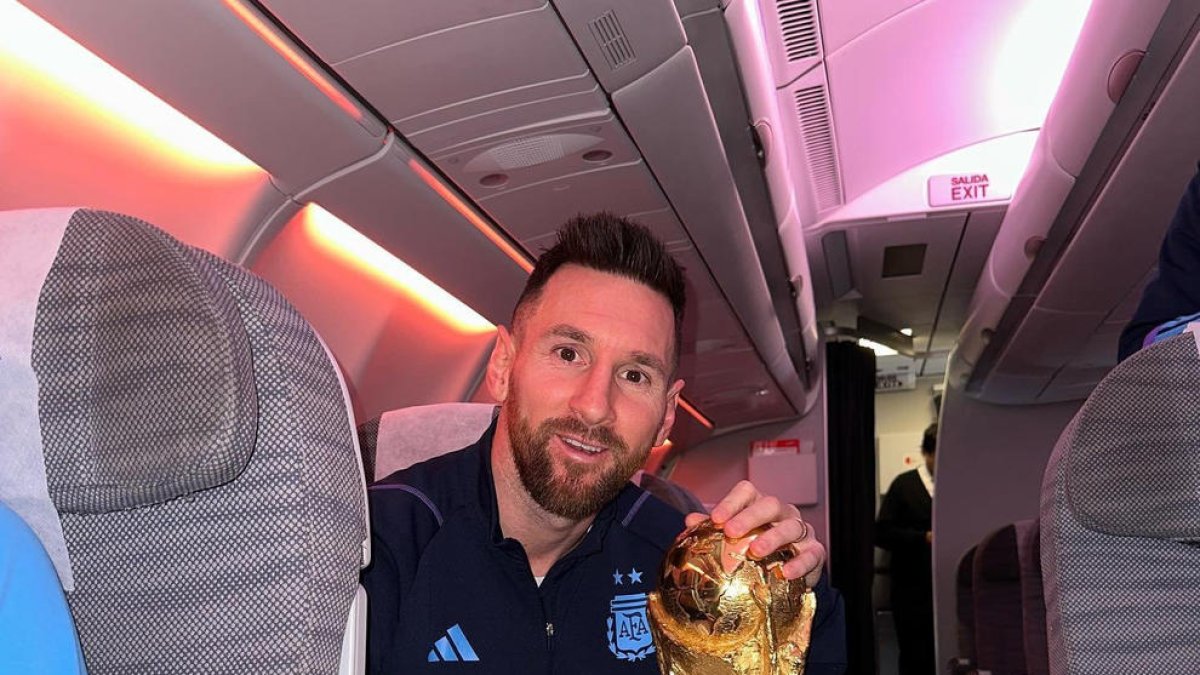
[1119,164,1200,360]
[876,424,937,675]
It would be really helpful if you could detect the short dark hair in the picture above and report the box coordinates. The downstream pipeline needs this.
[921,423,938,454]
[513,213,686,367]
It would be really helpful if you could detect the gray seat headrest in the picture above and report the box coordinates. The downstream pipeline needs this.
[1061,333,1200,540]
[33,209,257,514]
[360,403,498,481]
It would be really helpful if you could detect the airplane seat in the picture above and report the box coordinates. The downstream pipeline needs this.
[1015,520,1048,675]
[949,546,977,675]
[972,524,1028,675]
[0,208,369,674]
[357,403,707,513]
[358,403,500,482]
[1041,331,1200,674]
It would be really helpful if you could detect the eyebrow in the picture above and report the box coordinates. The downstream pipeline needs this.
[547,324,668,377]
[629,351,669,378]
[549,324,592,344]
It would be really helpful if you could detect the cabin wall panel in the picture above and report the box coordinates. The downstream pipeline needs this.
[249,212,498,423]
[669,384,828,557]
[933,385,1081,671]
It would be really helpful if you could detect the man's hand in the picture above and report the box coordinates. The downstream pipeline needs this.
[685,480,825,587]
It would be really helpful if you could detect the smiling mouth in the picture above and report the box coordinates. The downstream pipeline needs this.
[559,435,606,455]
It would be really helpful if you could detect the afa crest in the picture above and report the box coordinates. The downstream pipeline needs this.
[607,593,655,662]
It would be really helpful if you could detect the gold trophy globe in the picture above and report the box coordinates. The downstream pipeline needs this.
[647,520,816,675]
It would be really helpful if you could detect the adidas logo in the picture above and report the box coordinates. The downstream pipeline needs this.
[427,624,479,663]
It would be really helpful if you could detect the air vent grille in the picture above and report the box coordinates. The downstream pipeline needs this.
[589,11,636,70]
[777,0,819,61]
[793,85,843,210]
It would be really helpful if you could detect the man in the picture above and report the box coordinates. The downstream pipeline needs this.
[362,214,846,673]
[876,424,937,675]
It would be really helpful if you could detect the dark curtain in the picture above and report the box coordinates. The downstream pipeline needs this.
[826,341,878,675]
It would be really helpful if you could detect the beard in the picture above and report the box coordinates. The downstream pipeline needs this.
[504,385,649,520]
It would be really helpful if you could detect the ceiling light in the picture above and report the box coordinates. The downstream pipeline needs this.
[901,328,914,336]
[303,204,496,335]
[0,0,256,172]
[222,0,368,125]
[858,338,898,357]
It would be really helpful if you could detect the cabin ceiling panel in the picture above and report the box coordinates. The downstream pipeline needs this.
[430,111,643,206]
[405,87,611,156]
[816,0,922,56]
[333,5,594,129]
[478,160,673,244]
[259,0,545,66]
[552,0,687,92]
[823,0,1061,202]
[844,213,967,329]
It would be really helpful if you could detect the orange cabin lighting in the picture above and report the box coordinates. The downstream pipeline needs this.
[0,0,257,173]
[677,398,714,430]
[222,0,364,123]
[407,159,535,274]
[302,204,497,336]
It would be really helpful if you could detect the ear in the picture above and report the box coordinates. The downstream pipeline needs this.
[654,378,685,446]
[485,325,517,402]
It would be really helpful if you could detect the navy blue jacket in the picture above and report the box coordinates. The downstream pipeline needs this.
[1119,165,1200,361]
[362,421,847,674]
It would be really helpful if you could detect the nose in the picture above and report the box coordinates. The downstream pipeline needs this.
[568,363,616,428]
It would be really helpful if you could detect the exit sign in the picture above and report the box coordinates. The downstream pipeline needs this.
[927,173,1010,207]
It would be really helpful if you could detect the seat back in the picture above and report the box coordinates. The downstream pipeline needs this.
[1041,332,1200,674]
[951,546,977,673]
[358,403,707,514]
[0,208,369,674]
[1015,520,1048,675]
[973,524,1027,675]
[359,402,499,481]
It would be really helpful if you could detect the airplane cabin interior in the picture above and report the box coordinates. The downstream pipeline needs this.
[3,0,1200,673]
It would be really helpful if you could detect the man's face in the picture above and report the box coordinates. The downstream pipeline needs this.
[923,451,935,476]
[490,265,684,520]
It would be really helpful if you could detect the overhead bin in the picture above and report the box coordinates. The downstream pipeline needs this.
[958,0,1200,403]
[288,137,531,327]
[21,0,386,198]
[612,46,809,415]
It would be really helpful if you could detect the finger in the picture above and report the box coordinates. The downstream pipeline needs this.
[709,480,759,526]
[781,546,823,585]
[722,494,791,539]
[747,515,807,559]
[684,512,707,528]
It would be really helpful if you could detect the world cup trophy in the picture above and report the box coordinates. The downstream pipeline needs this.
[647,520,816,675]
